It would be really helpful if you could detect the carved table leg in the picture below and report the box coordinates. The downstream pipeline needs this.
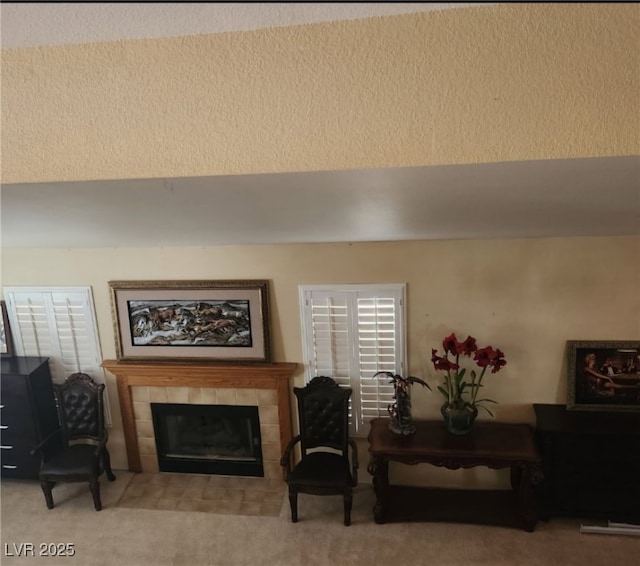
[368,455,389,524]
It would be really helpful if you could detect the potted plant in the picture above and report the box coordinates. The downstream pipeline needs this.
[373,371,431,436]
[430,332,507,435]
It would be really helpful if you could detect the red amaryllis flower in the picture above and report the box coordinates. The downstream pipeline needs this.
[442,333,462,355]
[431,332,507,416]
[489,349,507,373]
[473,346,496,368]
[431,349,459,371]
[460,335,478,356]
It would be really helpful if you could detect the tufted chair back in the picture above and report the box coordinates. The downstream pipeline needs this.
[55,373,105,444]
[294,376,351,454]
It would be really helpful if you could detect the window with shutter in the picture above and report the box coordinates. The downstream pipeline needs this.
[3,286,111,425]
[299,284,406,436]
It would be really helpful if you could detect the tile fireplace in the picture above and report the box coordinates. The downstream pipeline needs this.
[151,402,264,477]
[101,360,297,479]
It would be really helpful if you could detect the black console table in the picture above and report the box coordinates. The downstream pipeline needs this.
[534,404,640,523]
[367,418,541,532]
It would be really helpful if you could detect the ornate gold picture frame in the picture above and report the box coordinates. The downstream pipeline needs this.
[567,340,640,412]
[109,280,271,363]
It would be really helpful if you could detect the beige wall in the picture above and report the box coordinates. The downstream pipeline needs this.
[3,236,639,487]
[2,3,638,184]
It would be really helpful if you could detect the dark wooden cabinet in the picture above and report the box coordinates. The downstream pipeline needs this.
[1,357,59,479]
[533,404,640,523]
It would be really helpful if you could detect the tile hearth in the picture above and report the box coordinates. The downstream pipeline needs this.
[117,472,286,516]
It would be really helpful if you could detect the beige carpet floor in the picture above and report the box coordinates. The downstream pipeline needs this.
[1,472,637,566]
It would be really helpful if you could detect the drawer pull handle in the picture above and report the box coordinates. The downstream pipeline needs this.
[2,465,18,469]
[0,445,13,450]
[0,425,7,430]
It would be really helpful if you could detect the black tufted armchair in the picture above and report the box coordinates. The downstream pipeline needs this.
[280,376,358,525]
[31,373,115,511]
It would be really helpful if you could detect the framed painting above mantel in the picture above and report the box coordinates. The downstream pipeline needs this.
[566,340,640,412]
[109,280,271,363]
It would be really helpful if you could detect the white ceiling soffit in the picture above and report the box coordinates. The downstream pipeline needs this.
[0,3,486,49]
[2,157,638,249]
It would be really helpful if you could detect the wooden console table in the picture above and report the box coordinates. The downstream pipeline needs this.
[367,418,541,532]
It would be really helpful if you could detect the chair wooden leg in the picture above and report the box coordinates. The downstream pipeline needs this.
[288,489,298,523]
[104,449,116,481]
[89,479,102,511]
[343,490,353,526]
[40,480,55,509]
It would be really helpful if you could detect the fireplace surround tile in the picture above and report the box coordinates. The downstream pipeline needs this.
[236,388,258,405]
[216,388,237,405]
[136,420,154,438]
[102,360,297,480]
[258,405,279,424]
[133,385,282,477]
[138,437,157,456]
[149,386,168,403]
[261,443,281,461]
[133,402,152,420]
[200,388,218,404]
[188,388,204,404]
[131,386,149,402]
[167,387,189,403]
[257,389,278,406]
[140,454,159,473]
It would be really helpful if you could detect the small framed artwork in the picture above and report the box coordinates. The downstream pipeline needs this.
[109,280,271,363]
[1,300,15,357]
[566,340,640,412]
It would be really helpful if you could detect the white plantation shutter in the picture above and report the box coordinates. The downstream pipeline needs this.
[357,295,399,423]
[3,286,111,424]
[304,290,353,388]
[300,284,406,435]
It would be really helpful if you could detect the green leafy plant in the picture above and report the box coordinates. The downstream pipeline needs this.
[373,371,431,393]
[430,333,507,416]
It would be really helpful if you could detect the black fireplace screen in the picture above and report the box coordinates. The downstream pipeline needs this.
[150,403,264,477]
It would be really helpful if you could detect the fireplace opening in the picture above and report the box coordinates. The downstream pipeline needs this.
[150,403,264,477]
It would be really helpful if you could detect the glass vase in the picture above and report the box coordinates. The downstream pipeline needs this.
[440,401,478,435]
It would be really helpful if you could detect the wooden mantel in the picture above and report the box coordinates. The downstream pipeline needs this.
[102,360,297,473]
